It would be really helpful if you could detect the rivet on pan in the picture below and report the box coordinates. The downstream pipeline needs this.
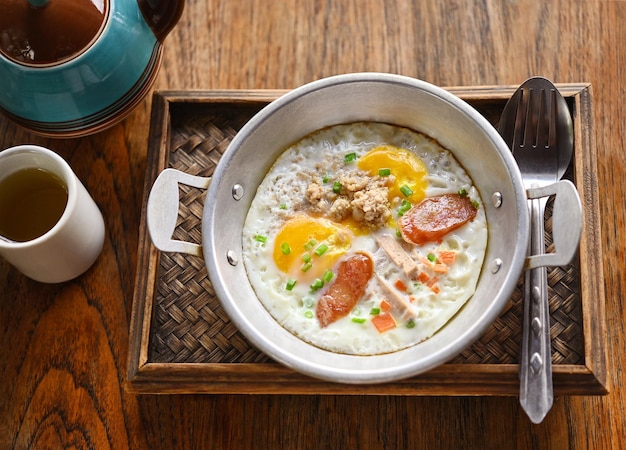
[232,184,244,201]
[491,258,502,273]
[227,250,238,266]
[492,192,503,208]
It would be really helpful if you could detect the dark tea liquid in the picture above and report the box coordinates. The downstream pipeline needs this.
[0,168,68,242]
[0,0,107,66]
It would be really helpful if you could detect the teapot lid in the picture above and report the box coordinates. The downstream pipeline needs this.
[0,0,108,66]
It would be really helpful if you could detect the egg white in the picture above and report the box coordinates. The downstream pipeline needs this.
[242,122,488,355]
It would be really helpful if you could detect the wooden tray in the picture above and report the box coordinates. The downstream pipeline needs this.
[126,85,608,395]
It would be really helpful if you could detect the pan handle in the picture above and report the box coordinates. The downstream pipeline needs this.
[147,168,211,257]
[524,179,582,270]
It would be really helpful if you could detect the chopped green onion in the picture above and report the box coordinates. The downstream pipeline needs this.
[370,307,381,315]
[301,261,313,272]
[344,152,357,163]
[322,174,330,183]
[332,181,342,193]
[310,278,324,291]
[406,319,416,329]
[305,310,314,318]
[303,296,315,308]
[427,253,437,262]
[351,317,366,324]
[400,185,413,197]
[314,243,329,256]
[322,269,334,283]
[254,234,267,244]
[304,239,317,250]
[398,199,412,216]
[378,168,391,177]
[286,279,297,291]
[302,253,312,263]
[280,203,288,210]
[281,242,291,255]
[471,199,480,209]
[396,227,402,238]
[458,188,468,197]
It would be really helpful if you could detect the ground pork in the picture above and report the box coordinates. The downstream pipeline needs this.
[304,169,392,230]
[351,186,391,229]
[305,181,328,215]
[328,198,352,221]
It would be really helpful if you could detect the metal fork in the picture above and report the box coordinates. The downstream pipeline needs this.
[499,77,574,423]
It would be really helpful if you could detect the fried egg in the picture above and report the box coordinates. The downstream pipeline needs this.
[242,122,488,355]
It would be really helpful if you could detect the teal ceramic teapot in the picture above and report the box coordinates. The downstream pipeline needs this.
[0,0,184,137]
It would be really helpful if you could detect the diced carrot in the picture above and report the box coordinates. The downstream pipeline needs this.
[426,276,439,288]
[380,299,392,312]
[433,263,448,274]
[417,272,430,283]
[371,313,396,333]
[430,285,440,294]
[394,279,408,292]
[438,251,456,265]
[420,256,433,266]
[409,295,416,303]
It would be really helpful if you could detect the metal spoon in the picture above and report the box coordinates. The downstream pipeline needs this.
[498,76,574,423]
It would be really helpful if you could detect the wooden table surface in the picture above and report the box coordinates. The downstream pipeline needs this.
[1,0,624,448]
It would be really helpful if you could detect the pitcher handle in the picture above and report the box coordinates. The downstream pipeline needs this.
[139,0,185,42]
[147,168,210,257]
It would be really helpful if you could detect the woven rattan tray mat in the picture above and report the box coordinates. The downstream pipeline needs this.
[126,86,607,395]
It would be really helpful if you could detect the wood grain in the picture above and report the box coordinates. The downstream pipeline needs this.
[1,0,625,448]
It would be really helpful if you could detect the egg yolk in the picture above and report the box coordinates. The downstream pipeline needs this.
[357,145,428,203]
[273,215,352,281]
